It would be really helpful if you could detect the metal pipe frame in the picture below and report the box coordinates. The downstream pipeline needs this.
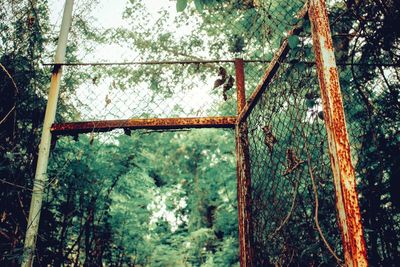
[21,1,369,266]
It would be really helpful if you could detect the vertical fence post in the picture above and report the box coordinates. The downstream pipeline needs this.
[235,58,253,266]
[309,0,368,266]
[21,1,74,266]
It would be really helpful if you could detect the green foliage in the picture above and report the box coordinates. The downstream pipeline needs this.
[0,1,54,264]
[177,0,188,12]
[288,34,300,49]
[194,0,205,12]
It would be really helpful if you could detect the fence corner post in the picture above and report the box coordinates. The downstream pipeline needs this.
[235,58,253,267]
[308,0,368,266]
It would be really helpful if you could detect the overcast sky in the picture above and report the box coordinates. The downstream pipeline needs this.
[48,0,177,61]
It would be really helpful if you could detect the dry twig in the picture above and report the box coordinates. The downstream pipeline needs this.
[303,144,344,266]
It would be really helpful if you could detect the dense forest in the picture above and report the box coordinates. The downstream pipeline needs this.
[0,0,399,266]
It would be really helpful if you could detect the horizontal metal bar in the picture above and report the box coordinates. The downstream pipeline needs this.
[237,4,309,124]
[43,59,236,66]
[51,116,237,135]
[42,60,399,67]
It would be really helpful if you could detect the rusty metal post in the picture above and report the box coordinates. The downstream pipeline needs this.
[21,1,74,266]
[309,0,368,266]
[235,58,253,267]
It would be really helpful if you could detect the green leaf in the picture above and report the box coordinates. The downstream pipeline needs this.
[294,62,306,71]
[290,17,299,25]
[306,99,316,108]
[304,46,313,59]
[288,35,300,49]
[194,0,204,12]
[176,0,187,12]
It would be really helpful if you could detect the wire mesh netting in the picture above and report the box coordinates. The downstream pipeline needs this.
[56,61,274,122]
[52,0,347,265]
[54,0,309,123]
[240,22,344,265]
[57,63,239,121]
[48,0,392,265]
[62,0,307,62]
[238,1,400,264]
[48,1,315,263]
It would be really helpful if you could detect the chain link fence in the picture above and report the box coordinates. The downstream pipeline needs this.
[236,0,399,265]
[236,14,346,264]
[53,0,309,124]
[229,1,348,264]
[57,62,239,122]
[56,61,285,123]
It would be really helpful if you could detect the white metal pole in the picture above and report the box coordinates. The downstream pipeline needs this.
[21,1,74,266]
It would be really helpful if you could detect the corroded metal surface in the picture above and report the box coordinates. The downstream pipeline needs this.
[237,3,309,124]
[235,58,246,112]
[309,0,368,266]
[235,122,253,267]
[51,116,237,135]
[235,58,253,266]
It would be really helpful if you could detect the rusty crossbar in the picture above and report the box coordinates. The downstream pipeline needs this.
[51,116,237,135]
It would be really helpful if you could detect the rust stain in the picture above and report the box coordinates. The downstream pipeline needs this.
[235,58,246,113]
[235,122,253,267]
[51,64,62,74]
[234,58,253,266]
[310,0,368,266]
[51,116,237,135]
